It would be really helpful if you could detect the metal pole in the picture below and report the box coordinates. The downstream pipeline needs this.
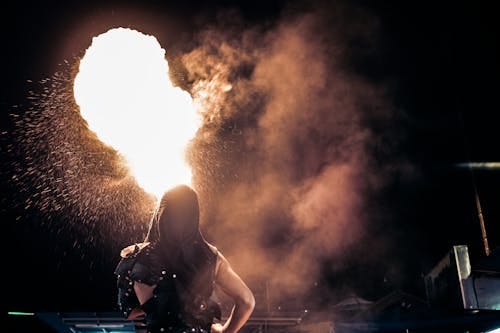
[458,111,491,257]
[472,174,491,256]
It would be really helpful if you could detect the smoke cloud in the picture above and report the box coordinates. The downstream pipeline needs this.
[2,1,415,312]
[182,5,408,306]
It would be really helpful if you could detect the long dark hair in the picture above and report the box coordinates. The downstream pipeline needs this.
[145,185,216,296]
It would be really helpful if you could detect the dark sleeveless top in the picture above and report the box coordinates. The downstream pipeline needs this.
[115,241,221,333]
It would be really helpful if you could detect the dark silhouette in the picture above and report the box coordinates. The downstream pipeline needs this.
[115,185,255,333]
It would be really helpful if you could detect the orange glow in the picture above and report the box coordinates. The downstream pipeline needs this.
[74,28,199,198]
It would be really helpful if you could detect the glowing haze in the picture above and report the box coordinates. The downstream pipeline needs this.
[74,28,199,198]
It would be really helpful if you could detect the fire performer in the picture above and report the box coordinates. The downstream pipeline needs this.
[115,185,255,333]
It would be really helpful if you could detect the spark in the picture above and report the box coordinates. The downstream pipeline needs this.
[74,28,199,198]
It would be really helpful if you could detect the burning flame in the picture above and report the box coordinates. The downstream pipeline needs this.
[73,28,199,198]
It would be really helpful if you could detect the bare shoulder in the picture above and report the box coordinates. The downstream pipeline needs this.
[204,242,225,277]
[214,248,227,278]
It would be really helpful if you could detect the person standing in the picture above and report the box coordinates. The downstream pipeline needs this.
[115,185,255,333]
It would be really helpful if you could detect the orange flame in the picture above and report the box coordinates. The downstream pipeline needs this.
[74,28,199,198]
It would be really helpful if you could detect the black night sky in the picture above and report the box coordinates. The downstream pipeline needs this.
[1,0,500,317]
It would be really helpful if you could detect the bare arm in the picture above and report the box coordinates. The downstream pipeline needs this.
[213,252,255,333]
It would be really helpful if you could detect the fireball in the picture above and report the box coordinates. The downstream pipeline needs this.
[74,28,199,198]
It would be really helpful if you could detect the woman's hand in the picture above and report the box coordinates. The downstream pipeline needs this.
[211,323,224,333]
[127,307,146,320]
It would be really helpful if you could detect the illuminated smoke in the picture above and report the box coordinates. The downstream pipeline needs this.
[74,28,199,198]
[183,8,406,305]
[3,2,412,311]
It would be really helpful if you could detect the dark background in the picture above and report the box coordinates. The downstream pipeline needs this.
[1,0,499,314]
